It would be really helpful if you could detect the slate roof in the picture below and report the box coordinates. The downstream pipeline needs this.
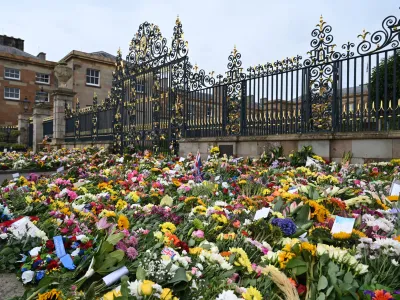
[90,51,116,60]
[0,44,37,59]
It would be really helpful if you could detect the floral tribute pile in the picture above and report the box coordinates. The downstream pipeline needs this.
[1,146,400,300]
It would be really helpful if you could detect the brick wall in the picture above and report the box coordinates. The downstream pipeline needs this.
[0,56,56,125]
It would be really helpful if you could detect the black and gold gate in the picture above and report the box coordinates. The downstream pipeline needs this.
[112,18,189,154]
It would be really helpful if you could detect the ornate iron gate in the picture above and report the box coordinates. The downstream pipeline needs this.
[111,19,189,155]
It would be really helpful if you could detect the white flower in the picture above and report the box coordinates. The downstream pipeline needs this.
[0,233,7,239]
[71,248,80,256]
[222,182,229,189]
[127,280,142,297]
[29,246,42,257]
[216,290,240,300]
[392,259,399,266]
[21,270,35,284]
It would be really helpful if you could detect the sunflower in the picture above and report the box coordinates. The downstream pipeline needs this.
[38,289,62,300]
[117,214,130,230]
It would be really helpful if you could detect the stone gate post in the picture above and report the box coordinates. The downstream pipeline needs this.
[17,113,30,146]
[51,63,74,148]
[32,103,52,152]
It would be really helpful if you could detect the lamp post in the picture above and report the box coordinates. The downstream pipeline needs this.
[23,96,30,113]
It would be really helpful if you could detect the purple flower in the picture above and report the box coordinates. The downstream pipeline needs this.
[271,218,297,236]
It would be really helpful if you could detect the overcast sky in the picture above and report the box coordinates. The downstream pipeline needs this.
[2,0,399,75]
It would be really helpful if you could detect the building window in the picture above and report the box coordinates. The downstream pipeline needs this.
[4,87,20,100]
[36,73,50,84]
[4,68,20,80]
[35,90,49,102]
[86,69,100,86]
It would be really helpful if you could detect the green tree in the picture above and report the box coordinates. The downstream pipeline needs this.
[370,50,400,106]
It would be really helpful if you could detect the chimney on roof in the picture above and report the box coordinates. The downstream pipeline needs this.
[0,35,24,51]
[37,52,46,60]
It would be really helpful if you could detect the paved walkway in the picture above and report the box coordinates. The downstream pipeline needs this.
[0,273,25,299]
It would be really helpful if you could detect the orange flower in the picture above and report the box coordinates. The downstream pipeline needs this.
[288,278,297,287]
[220,251,231,257]
[165,232,180,247]
[373,290,393,300]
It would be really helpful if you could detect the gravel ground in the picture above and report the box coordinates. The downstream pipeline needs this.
[0,273,25,299]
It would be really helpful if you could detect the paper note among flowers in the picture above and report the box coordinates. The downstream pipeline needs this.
[254,207,271,220]
[12,173,20,179]
[331,216,355,234]
[387,179,400,201]
[102,266,129,286]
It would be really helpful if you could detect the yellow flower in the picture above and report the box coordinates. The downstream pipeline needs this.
[332,231,351,240]
[352,229,366,238]
[103,288,122,300]
[117,215,130,230]
[307,200,330,223]
[301,242,316,256]
[189,247,203,255]
[160,222,176,234]
[115,199,128,211]
[242,286,262,300]
[212,213,228,224]
[100,209,116,218]
[230,248,253,273]
[160,288,174,300]
[38,289,62,300]
[141,280,154,296]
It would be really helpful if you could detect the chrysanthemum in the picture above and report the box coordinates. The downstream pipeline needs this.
[126,247,138,260]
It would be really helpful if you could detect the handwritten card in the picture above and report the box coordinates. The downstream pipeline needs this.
[179,157,185,162]
[57,166,64,173]
[390,179,400,196]
[12,173,20,179]
[331,216,355,234]
[4,148,7,153]
[254,207,271,220]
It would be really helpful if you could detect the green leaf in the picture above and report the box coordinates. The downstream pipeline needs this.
[343,272,353,284]
[286,257,307,269]
[293,265,308,276]
[293,204,311,225]
[318,276,328,291]
[316,292,326,300]
[136,266,146,280]
[326,286,334,297]
[273,197,284,212]
[168,268,188,285]
[118,275,129,300]
[188,239,195,247]
[106,232,125,245]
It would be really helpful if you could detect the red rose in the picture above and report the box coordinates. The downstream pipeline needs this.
[81,240,93,250]
[46,260,59,270]
[45,240,55,251]
[297,284,307,295]
[222,188,228,194]
[177,241,189,252]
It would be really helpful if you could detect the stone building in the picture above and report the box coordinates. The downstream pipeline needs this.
[0,35,57,125]
[60,50,115,108]
[0,35,116,126]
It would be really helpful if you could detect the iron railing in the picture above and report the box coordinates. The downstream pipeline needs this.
[65,11,400,153]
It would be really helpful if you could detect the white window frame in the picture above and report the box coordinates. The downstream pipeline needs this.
[35,73,50,85]
[86,69,100,87]
[35,90,50,102]
[4,87,20,100]
[4,68,20,80]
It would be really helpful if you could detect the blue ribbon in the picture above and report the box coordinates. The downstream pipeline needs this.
[53,236,76,270]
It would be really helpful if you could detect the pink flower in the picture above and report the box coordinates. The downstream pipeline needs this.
[126,247,138,260]
[96,217,112,230]
[192,230,204,239]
